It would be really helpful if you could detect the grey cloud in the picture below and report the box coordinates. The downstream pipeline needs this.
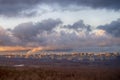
[12,18,119,48]
[1,0,119,10]
[64,20,91,33]
[36,19,62,31]
[0,0,120,17]
[0,4,37,17]
[98,19,120,37]
[0,18,120,48]
[13,18,62,45]
[54,0,120,10]
[0,0,40,17]
[45,31,118,49]
[0,27,14,46]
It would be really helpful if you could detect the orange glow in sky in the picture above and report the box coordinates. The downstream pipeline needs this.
[94,30,106,36]
[0,46,32,52]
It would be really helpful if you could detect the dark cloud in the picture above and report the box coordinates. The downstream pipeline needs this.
[11,19,120,48]
[0,18,120,48]
[0,27,14,46]
[0,0,40,17]
[0,5,39,17]
[68,0,120,10]
[13,18,62,45]
[44,30,118,49]
[98,19,120,37]
[0,0,120,16]
[64,20,91,33]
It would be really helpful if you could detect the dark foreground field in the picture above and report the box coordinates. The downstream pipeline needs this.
[0,66,120,80]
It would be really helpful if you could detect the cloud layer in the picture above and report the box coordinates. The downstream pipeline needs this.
[0,18,120,49]
[0,0,120,16]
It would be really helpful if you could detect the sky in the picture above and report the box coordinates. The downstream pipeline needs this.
[0,0,120,50]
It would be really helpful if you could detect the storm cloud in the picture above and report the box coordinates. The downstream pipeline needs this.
[98,19,120,37]
[0,0,120,16]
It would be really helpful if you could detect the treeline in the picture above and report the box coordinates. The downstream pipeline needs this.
[0,66,120,80]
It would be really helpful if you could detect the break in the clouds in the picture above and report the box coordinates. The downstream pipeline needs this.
[0,0,120,16]
[0,18,120,49]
